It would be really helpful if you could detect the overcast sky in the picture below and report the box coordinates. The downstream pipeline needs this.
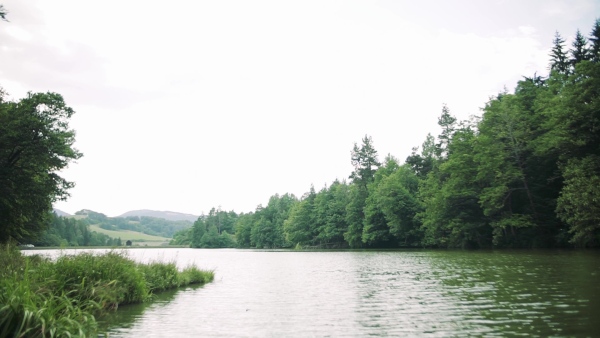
[2,0,598,217]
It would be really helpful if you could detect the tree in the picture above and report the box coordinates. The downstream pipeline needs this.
[284,186,317,247]
[0,91,82,243]
[314,180,349,248]
[550,32,570,74]
[362,155,400,247]
[372,164,423,246]
[349,135,381,189]
[424,126,490,248]
[405,133,436,178]
[436,105,457,158]
[190,216,206,248]
[556,155,600,247]
[345,135,380,247]
[250,194,297,248]
[590,19,600,62]
[570,29,591,66]
[234,212,254,247]
[476,93,540,245]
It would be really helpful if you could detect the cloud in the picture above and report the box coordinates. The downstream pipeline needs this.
[2,0,595,216]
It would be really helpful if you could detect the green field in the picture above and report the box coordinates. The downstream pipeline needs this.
[89,225,170,245]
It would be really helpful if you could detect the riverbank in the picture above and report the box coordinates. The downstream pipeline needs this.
[0,244,214,336]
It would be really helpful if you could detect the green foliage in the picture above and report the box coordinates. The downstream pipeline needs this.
[550,31,570,74]
[590,19,600,62]
[196,21,600,249]
[170,228,192,245]
[349,135,381,188]
[314,180,350,248]
[78,209,193,238]
[370,164,422,246]
[178,266,214,285]
[284,187,317,246]
[250,194,297,248]
[556,155,600,247]
[22,212,120,247]
[344,184,368,248]
[234,213,254,248]
[0,91,82,243]
[0,245,214,336]
[190,208,238,248]
[570,29,591,66]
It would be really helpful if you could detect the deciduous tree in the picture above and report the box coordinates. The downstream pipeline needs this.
[0,91,82,243]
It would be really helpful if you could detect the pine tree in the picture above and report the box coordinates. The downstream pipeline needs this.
[550,32,570,74]
[436,105,457,158]
[570,29,591,67]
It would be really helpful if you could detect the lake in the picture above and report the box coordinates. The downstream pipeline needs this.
[27,248,600,337]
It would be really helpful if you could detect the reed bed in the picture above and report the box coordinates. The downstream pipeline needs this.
[0,244,214,337]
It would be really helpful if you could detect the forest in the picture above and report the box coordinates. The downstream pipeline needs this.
[174,21,600,249]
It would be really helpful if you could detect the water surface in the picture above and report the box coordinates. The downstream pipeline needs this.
[28,249,600,337]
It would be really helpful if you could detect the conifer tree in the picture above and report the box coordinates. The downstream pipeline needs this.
[570,29,591,66]
[589,19,600,62]
[436,105,457,158]
[550,32,570,74]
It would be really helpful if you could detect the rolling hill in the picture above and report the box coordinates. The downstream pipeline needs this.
[118,209,199,222]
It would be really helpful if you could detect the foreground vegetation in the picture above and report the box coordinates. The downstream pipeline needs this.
[176,21,600,249]
[0,245,214,337]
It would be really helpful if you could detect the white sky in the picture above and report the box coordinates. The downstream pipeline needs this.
[1,0,598,217]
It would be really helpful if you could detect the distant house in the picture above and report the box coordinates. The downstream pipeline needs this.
[126,240,132,246]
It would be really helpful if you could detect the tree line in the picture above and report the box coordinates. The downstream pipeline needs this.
[179,21,600,249]
[29,213,122,247]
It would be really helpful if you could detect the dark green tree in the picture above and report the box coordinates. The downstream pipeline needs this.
[349,135,381,189]
[550,32,570,74]
[405,133,436,178]
[234,212,254,247]
[590,19,600,62]
[250,194,297,248]
[284,186,317,247]
[0,91,82,243]
[362,155,400,247]
[373,164,423,246]
[436,105,457,158]
[476,93,540,245]
[570,29,591,66]
[190,215,206,248]
[345,135,380,247]
[313,180,350,248]
[556,155,600,246]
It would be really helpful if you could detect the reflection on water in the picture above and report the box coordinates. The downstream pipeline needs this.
[26,249,600,337]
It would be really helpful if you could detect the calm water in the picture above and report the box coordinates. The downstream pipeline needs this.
[28,249,600,337]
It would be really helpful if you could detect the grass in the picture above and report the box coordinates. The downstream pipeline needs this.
[89,224,170,244]
[0,244,214,337]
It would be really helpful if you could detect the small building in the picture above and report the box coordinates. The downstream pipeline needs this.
[126,240,132,246]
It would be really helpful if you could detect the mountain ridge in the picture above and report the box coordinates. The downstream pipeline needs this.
[118,209,199,222]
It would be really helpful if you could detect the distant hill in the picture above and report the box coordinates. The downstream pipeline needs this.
[53,208,71,217]
[72,209,194,238]
[118,209,199,222]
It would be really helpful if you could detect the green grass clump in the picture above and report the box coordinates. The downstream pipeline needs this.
[52,251,150,308]
[178,266,215,286]
[139,261,180,293]
[0,245,214,337]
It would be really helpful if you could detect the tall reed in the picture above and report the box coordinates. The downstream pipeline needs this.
[0,245,214,337]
